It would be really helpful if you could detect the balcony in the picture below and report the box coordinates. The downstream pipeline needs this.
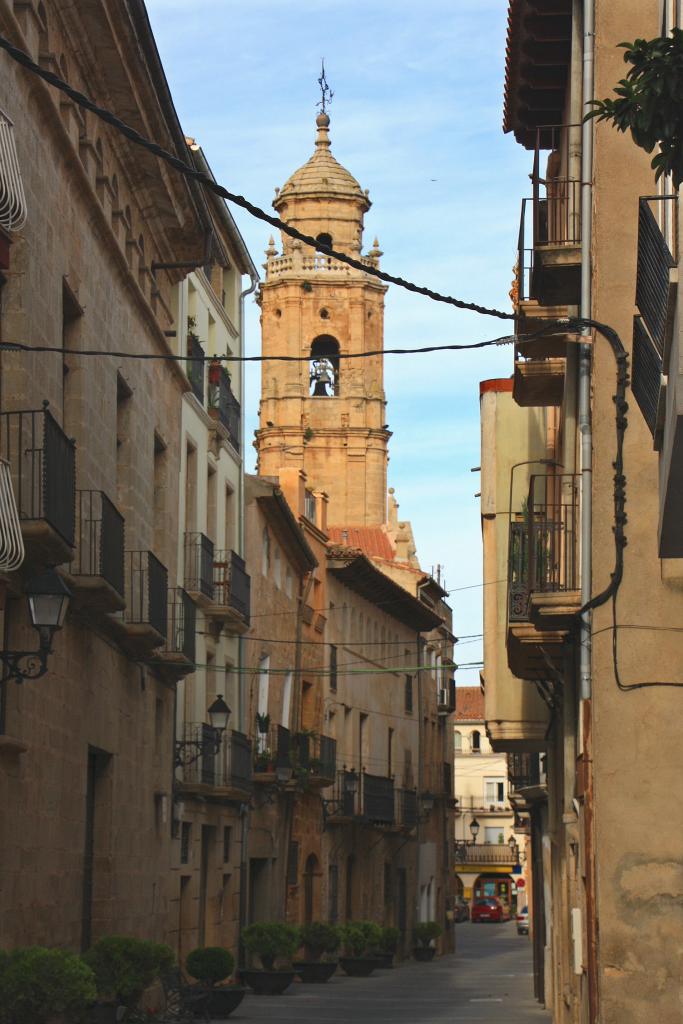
[507,474,580,679]
[517,128,581,309]
[179,725,253,800]
[265,251,376,281]
[454,794,510,816]
[210,549,251,630]
[507,752,542,794]
[109,550,167,656]
[187,332,204,404]
[325,770,395,827]
[253,723,293,783]
[68,490,125,612]
[153,588,196,681]
[454,842,515,867]
[363,772,395,825]
[292,731,337,788]
[184,531,214,604]
[513,350,565,407]
[437,679,457,715]
[209,365,241,453]
[395,788,418,831]
[0,405,76,564]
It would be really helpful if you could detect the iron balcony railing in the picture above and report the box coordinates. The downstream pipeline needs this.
[454,842,515,865]
[291,731,337,779]
[516,125,582,303]
[455,794,510,813]
[254,723,292,774]
[165,587,196,664]
[362,772,395,825]
[185,532,214,598]
[217,368,240,453]
[187,333,204,404]
[182,727,253,791]
[0,405,76,545]
[396,788,418,829]
[328,769,361,817]
[124,550,167,638]
[214,549,251,623]
[74,490,124,596]
[507,752,541,793]
[508,474,580,623]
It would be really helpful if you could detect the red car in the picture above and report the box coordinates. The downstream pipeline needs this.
[471,897,506,923]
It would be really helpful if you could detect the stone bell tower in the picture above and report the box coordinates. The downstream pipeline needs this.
[255,112,390,526]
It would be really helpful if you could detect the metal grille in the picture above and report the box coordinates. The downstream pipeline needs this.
[218,369,240,452]
[404,675,413,713]
[226,730,252,790]
[363,772,395,825]
[398,788,418,829]
[124,550,168,638]
[0,107,27,231]
[74,490,125,596]
[0,406,76,545]
[187,333,204,404]
[507,752,541,792]
[636,198,675,356]
[528,474,580,595]
[166,588,196,663]
[185,532,214,597]
[632,315,662,438]
[318,735,337,778]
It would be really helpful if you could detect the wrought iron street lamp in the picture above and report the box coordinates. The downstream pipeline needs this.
[174,695,231,768]
[508,834,520,862]
[454,816,480,859]
[0,570,71,684]
[322,768,358,824]
[420,791,435,817]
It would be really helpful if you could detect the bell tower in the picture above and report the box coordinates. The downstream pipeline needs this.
[255,112,390,526]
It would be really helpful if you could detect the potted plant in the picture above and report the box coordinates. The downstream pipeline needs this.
[254,748,274,773]
[185,947,245,1019]
[240,922,300,995]
[376,925,401,968]
[413,921,442,962]
[0,946,96,1024]
[255,713,270,734]
[83,936,174,1018]
[339,921,383,977]
[293,922,340,983]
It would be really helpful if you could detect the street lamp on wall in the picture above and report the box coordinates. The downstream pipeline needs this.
[0,570,71,684]
[454,816,480,860]
[174,695,231,768]
[508,834,520,863]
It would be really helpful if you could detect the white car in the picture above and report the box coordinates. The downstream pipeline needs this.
[516,905,529,935]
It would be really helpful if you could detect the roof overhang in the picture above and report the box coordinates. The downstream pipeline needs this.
[254,485,317,575]
[504,0,573,148]
[327,552,442,632]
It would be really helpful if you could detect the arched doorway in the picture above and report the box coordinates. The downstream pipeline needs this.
[309,335,340,396]
[303,853,320,925]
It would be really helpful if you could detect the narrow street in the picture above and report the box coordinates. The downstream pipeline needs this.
[238,922,551,1023]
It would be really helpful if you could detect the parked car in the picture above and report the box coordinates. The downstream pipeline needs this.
[516,905,529,935]
[471,897,506,923]
[453,897,470,922]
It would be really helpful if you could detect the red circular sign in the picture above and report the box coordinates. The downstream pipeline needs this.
[516,878,526,888]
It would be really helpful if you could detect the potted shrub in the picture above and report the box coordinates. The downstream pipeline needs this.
[293,922,340,983]
[376,925,401,968]
[0,946,96,1024]
[84,936,174,1018]
[339,921,383,977]
[240,922,300,995]
[254,748,274,773]
[413,921,442,962]
[185,947,245,1019]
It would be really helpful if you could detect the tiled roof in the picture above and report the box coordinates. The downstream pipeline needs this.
[327,526,395,562]
[454,686,484,722]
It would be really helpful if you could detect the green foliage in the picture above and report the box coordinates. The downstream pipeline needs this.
[587,29,683,186]
[341,921,382,957]
[299,922,341,960]
[185,947,235,986]
[241,923,300,968]
[413,921,442,947]
[83,937,174,1009]
[255,713,270,734]
[379,925,401,953]
[303,427,315,442]
[0,947,96,1024]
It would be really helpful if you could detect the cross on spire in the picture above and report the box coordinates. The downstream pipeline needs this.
[317,59,334,115]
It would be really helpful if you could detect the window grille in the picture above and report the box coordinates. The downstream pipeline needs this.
[0,109,27,232]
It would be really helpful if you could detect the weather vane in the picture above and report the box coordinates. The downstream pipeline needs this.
[317,59,334,115]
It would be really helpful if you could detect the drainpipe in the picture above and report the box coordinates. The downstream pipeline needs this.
[579,0,594,704]
[237,273,258,733]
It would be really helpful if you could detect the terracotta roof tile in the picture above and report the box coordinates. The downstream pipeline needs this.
[327,526,395,562]
[454,686,484,722]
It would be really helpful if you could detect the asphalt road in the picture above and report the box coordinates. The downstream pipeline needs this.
[231,921,551,1023]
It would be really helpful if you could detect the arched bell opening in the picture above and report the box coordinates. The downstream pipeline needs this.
[309,335,340,397]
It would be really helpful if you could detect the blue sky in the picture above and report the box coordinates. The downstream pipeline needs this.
[146,0,530,673]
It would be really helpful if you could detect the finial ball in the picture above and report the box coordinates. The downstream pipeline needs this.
[316,112,330,128]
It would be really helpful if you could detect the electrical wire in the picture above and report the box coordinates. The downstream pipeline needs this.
[0,32,515,323]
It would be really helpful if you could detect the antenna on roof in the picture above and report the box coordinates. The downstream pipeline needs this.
[317,59,334,115]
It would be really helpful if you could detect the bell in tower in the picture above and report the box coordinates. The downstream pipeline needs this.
[255,104,391,527]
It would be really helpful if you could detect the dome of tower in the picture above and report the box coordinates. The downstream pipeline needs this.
[274,113,370,212]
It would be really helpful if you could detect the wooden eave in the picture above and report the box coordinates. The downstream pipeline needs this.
[256,489,318,575]
[327,552,442,632]
[504,0,572,148]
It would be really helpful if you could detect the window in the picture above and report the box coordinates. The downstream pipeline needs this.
[387,728,394,778]
[287,841,299,886]
[285,565,293,598]
[223,826,231,863]
[471,730,481,753]
[384,862,392,910]
[180,822,191,864]
[404,675,413,714]
[304,489,316,522]
[328,864,339,923]
[329,645,337,692]
[316,232,333,251]
[309,335,340,397]
[485,826,505,845]
[262,527,270,576]
[273,546,281,588]
[282,671,292,728]
[453,730,462,752]
[485,778,506,805]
